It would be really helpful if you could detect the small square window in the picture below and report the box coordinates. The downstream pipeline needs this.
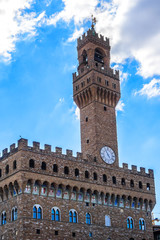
[55,231,58,236]
[72,232,76,237]
[36,229,40,234]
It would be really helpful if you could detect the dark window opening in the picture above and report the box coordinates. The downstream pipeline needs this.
[5,165,9,175]
[93,172,97,180]
[94,49,104,63]
[121,178,125,186]
[86,202,89,206]
[130,180,134,187]
[86,117,88,122]
[112,176,116,184]
[81,81,85,87]
[72,232,76,237]
[92,203,95,206]
[112,83,116,89]
[13,160,17,170]
[103,174,107,182]
[139,181,143,189]
[105,80,109,86]
[55,231,58,236]
[41,162,46,170]
[36,229,40,234]
[85,171,89,179]
[87,78,90,83]
[147,183,150,191]
[75,168,79,177]
[104,106,107,111]
[29,159,35,168]
[76,85,79,91]
[94,157,97,162]
[53,164,58,173]
[64,166,69,175]
[82,50,88,64]
[0,169,2,178]
[87,139,89,143]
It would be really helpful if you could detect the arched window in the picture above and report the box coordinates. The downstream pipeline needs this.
[64,166,69,175]
[103,174,107,182]
[105,215,111,226]
[51,209,55,221]
[5,165,9,174]
[85,171,89,179]
[139,181,143,189]
[69,210,77,223]
[75,168,79,177]
[1,211,6,225]
[13,160,17,170]
[82,50,88,64]
[130,179,134,187]
[112,176,116,184]
[94,48,104,63]
[51,207,60,221]
[93,172,97,180]
[41,161,46,170]
[121,178,125,186]
[29,159,35,168]
[86,213,91,224]
[11,207,17,221]
[147,183,150,190]
[56,209,60,221]
[139,218,145,230]
[33,205,42,219]
[127,217,134,229]
[53,164,58,173]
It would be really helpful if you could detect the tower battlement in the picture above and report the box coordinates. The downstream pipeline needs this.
[73,63,119,82]
[0,138,154,178]
[77,29,110,50]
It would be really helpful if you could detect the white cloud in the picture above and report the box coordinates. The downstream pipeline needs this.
[116,100,125,112]
[75,106,80,120]
[0,0,45,62]
[135,78,160,98]
[68,28,84,42]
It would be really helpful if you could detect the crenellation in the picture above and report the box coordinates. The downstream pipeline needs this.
[2,148,8,156]
[55,147,62,154]
[148,169,154,178]
[44,144,51,152]
[122,163,128,170]
[140,167,146,174]
[76,152,83,160]
[33,141,40,150]
[66,149,73,157]
[131,165,137,172]
[18,138,28,150]
[10,143,16,152]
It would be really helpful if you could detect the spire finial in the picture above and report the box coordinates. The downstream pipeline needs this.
[91,15,97,29]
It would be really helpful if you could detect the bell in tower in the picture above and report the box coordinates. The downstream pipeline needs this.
[73,21,120,167]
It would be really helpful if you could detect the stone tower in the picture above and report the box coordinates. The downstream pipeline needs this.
[73,27,120,167]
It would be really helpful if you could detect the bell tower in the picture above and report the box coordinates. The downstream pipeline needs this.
[73,25,120,167]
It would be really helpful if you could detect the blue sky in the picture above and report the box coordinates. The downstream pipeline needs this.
[0,0,160,219]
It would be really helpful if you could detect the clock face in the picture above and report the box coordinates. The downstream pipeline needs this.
[100,146,115,164]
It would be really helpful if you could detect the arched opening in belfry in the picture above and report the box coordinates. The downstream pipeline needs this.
[94,48,104,64]
[82,50,88,64]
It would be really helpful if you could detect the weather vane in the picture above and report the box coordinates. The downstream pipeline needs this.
[91,15,97,29]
